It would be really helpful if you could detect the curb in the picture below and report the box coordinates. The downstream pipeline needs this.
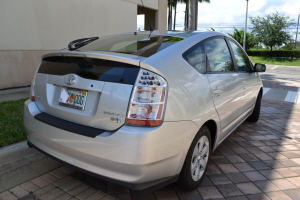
[0,87,30,103]
[0,141,62,193]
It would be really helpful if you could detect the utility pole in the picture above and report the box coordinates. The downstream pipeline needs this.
[243,0,249,50]
[295,14,300,49]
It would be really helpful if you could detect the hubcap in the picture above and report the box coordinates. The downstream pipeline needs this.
[191,135,209,182]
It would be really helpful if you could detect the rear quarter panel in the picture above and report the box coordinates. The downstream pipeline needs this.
[140,32,221,132]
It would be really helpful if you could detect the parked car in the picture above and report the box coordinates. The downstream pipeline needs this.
[24,30,266,191]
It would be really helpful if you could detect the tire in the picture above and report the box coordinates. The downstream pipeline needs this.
[177,125,211,191]
[246,93,262,122]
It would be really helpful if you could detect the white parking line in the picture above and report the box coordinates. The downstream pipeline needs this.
[284,91,298,103]
[263,88,271,95]
[263,87,299,104]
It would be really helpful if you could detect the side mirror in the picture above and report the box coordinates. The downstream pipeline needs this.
[254,63,266,72]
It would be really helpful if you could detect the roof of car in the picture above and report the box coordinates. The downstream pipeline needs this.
[132,30,209,39]
[71,31,214,58]
[42,30,228,66]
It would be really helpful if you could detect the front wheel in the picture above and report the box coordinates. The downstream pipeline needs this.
[177,125,211,190]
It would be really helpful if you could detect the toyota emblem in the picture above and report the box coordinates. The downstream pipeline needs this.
[65,74,76,85]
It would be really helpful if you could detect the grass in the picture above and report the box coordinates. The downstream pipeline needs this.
[0,98,28,147]
[249,56,300,66]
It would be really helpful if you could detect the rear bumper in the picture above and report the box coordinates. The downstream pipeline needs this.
[27,141,179,191]
[24,99,199,190]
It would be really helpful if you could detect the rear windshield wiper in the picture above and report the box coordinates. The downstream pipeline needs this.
[68,37,99,51]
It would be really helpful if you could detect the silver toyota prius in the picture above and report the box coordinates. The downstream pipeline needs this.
[24,30,266,191]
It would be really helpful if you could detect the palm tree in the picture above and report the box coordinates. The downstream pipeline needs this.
[169,0,210,31]
[175,0,210,30]
[183,0,189,30]
[168,0,173,30]
[168,0,178,30]
[227,28,257,50]
[188,0,210,30]
[173,1,178,30]
[168,0,185,30]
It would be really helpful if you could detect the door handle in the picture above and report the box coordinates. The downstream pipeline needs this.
[213,89,222,97]
[242,81,246,89]
[213,85,222,97]
[213,89,222,94]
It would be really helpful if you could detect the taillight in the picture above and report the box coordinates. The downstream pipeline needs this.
[126,69,167,127]
[30,66,39,101]
[30,79,35,101]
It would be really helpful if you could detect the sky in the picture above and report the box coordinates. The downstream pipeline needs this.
[137,0,300,35]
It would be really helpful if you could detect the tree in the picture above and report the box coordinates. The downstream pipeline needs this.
[168,0,174,30]
[173,0,178,30]
[250,12,295,54]
[168,0,210,31]
[168,0,180,30]
[187,0,210,30]
[281,41,300,50]
[175,0,209,30]
[168,0,187,30]
[228,28,256,50]
[188,0,196,30]
[184,0,189,30]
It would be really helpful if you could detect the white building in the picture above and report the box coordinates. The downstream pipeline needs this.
[0,0,167,89]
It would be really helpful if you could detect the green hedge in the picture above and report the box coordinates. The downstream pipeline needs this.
[246,50,300,58]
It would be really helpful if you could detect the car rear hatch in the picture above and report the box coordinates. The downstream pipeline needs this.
[33,51,143,132]
[32,32,187,134]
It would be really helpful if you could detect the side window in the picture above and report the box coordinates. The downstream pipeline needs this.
[183,43,205,73]
[205,39,234,72]
[228,40,252,72]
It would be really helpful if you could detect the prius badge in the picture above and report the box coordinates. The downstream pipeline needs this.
[103,111,123,123]
[65,74,77,85]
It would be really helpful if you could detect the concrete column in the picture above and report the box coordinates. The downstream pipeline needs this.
[138,6,155,31]
[156,0,167,30]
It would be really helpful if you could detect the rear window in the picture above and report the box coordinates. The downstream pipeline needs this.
[77,34,184,57]
[182,42,205,73]
[38,57,140,85]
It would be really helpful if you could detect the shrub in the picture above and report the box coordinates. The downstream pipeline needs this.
[246,50,300,58]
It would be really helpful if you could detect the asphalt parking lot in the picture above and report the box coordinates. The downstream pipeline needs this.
[0,65,300,200]
[260,65,300,92]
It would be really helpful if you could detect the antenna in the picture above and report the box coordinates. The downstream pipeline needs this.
[140,0,154,37]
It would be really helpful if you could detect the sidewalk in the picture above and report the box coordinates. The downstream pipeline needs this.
[0,87,30,103]
[0,99,299,200]
[0,141,62,194]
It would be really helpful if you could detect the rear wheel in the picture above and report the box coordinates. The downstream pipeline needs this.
[246,93,262,122]
[178,125,211,190]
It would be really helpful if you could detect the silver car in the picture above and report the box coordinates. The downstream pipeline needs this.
[24,31,266,191]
